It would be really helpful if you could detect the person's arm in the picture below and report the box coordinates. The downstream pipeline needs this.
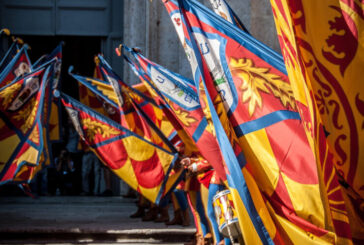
[188,158,211,173]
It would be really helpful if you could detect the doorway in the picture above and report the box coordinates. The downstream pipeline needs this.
[20,35,102,99]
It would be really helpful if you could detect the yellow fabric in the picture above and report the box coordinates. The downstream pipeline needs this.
[91,134,176,203]
[270,0,363,242]
[0,134,20,171]
[48,101,60,142]
[270,0,364,202]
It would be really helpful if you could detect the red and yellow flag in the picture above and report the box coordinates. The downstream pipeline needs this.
[61,93,181,203]
[270,0,363,242]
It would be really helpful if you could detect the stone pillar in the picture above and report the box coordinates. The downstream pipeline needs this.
[146,1,189,77]
[250,0,281,53]
[122,0,148,85]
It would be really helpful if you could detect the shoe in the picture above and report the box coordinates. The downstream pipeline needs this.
[165,210,183,225]
[184,233,202,245]
[80,192,92,196]
[204,233,213,245]
[130,207,145,218]
[182,209,191,226]
[154,207,169,223]
[142,207,158,221]
[122,189,137,198]
[99,189,113,197]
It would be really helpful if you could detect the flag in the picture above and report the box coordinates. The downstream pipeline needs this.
[164,0,345,243]
[270,0,363,242]
[0,44,32,87]
[61,93,182,204]
[0,60,54,184]
[123,46,227,182]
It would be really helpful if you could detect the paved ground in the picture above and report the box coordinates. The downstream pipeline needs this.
[0,196,195,244]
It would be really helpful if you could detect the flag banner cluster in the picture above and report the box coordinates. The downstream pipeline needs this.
[0,1,362,243]
[161,0,355,243]
[61,93,181,204]
[122,46,227,183]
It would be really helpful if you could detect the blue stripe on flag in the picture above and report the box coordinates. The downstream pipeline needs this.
[234,110,301,137]
[192,117,207,142]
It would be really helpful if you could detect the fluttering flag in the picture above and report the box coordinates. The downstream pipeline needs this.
[270,0,363,242]
[0,44,32,88]
[0,59,55,185]
[61,93,181,204]
[164,0,347,243]
[122,46,227,182]
[164,2,277,244]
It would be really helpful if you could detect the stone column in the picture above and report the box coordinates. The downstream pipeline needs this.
[250,0,281,53]
[122,0,148,85]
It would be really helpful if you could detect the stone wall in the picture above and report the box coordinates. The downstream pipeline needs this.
[122,0,280,84]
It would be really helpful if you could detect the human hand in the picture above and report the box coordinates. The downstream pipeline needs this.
[180,157,191,167]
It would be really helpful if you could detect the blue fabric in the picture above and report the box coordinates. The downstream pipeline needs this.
[173,189,188,211]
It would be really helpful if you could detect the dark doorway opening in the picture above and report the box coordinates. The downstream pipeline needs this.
[19,35,102,99]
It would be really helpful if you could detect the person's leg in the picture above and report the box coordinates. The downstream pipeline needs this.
[166,191,183,225]
[154,196,170,223]
[92,154,101,195]
[174,189,190,226]
[81,152,92,194]
[40,168,48,195]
